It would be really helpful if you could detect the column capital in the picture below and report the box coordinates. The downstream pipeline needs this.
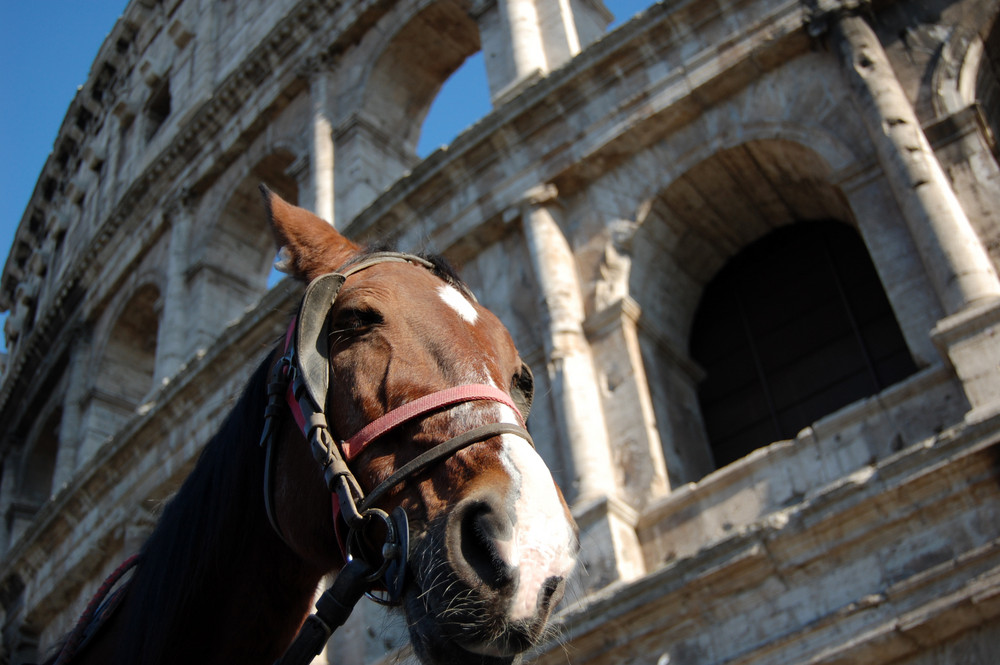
[521,183,560,209]
[297,53,334,81]
[164,187,196,217]
[803,0,870,39]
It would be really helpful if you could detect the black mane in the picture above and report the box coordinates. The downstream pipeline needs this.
[116,354,274,662]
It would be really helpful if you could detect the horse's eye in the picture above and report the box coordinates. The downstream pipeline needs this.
[334,308,383,334]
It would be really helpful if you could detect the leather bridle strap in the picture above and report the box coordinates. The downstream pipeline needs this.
[359,422,531,512]
[343,384,526,461]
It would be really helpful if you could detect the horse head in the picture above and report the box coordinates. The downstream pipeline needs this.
[261,188,578,665]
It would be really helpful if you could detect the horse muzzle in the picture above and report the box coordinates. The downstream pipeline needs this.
[405,434,578,664]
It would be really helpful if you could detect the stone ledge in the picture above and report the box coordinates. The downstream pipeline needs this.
[635,363,966,566]
[526,422,1000,665]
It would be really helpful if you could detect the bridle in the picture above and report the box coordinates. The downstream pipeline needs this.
[259,252,535,607]
[53,253,536,665]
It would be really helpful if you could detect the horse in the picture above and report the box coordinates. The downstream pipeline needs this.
[50,188,578,665]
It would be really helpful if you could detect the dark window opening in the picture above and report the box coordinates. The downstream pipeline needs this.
[978,19,1000,160]
[145,80,171,141]
[690,221,918,468]
[75,107,93,132]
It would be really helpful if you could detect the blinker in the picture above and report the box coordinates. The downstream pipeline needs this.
[295,273,346,412]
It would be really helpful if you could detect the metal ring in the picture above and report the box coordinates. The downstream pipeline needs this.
[345,508,396,584]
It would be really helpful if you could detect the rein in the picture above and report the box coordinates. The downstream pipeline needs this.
[263,252,535,665]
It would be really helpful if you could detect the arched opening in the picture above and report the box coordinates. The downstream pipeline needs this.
[189,151,298,348]
[79,284,161,463]
[629,139,856,485]
[6,409,63,547]
[97,284,160,407]
[690,221,918,468]
[19,412,61,505]
[362,2,482,154]
[976,17,1000,160]
[211,152,297,289]
[336,1,481,222]
[418,50,491,157]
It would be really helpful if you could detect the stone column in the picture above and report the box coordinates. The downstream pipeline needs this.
[485,0,609,104]
[501,0,547,83]
[154,193,193,385]
[831,12,1000,315]
[830,10,1000,416]
[309,65,335,226]
[53,332,91,487]
[520,185,616,506]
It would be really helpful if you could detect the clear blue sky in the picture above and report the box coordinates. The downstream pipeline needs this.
[0,0,654,350]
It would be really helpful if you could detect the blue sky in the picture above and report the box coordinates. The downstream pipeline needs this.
[0,0,654,350]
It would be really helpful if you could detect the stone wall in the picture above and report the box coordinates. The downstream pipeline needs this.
[2,0,1000,663]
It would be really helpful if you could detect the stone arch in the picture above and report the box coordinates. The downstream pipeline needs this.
[627,138,910,484]
[187,150,299,350]
[333,0,481,222]
[358,0,481,152]
[207,151,297,279]
[79,283,161,463]
[598,101,867,237]
[95,283,161,407]
[630,139,852,354]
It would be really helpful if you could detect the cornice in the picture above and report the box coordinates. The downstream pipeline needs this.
[344,0,811,243]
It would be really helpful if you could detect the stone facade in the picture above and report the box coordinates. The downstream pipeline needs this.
[2,0,1000,663]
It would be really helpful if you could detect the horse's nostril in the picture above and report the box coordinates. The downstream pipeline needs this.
[538,576,565,616]
[453,497,517,591]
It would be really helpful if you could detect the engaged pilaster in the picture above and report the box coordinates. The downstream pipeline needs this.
[520,185,617,507]
[308,64,335,225]
[830,11,1000,314]
[53,333,91,487]
[827,9,1000,415]
[519,186,647,590]
[155,192,193,385]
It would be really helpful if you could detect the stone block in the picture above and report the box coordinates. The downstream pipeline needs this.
[932,300,1000,418]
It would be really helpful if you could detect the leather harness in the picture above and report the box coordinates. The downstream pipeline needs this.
[259,252,535,606]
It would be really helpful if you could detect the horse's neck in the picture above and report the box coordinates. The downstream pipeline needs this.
[182,533,323,664]
[117,471,323,665]
[111,359,327,664]
[103,528,321,665]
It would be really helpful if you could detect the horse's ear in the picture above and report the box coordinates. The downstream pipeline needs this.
[260,184,359,282]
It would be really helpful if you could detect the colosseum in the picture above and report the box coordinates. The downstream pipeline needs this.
[2,0,1000,662]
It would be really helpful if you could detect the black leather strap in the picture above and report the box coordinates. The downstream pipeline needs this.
[359,423,534,512]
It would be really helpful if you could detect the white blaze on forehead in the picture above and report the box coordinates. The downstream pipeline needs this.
[495,404,576,621]
[438,284,478,324]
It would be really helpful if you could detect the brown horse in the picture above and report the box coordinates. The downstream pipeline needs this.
[50,189,577,665]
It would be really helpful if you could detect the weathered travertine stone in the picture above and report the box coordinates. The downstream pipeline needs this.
[2,1,1000,663]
